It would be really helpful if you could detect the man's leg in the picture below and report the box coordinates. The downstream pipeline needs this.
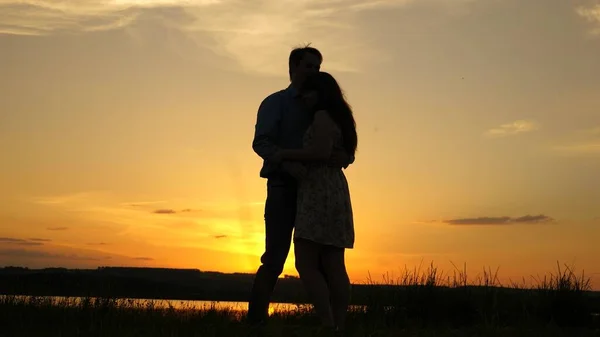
[247,179,297,323]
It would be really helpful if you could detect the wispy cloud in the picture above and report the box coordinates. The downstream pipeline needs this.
[132,256,154,261]
[29,238,52,242]
[214,234,227,239]
[46,227,69,231]
[412,220,439,224]
[484,120,539,138]
[576,3,600,35]
[123,200,168,207]
[0,0,473,75]
[151,208,241,218]
[0,0,214,35]
[153,209,177,214]
[444,214,553,225]
[0,248,108,260]
[152,208,198,214]
[348,0,412,11]
[552,126,600,156]
[28,191,264,256]
[0,237,45,246]
[553,142,600,156]
[31,192,103,205]
[0,237,27,243]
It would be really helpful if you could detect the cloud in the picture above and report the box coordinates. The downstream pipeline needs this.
[552,126,600,156]
[153,209,177,214]
[0,1,211,35]
[28,191,262,252]
[0,237,26,243]
[214,234,227,239]
[150,207,255,224]
[412,220,439,224]
[31,192,101,205]
[0,248,106,260]
[132,256,154,261]
[152,208,198,214]
[444,214,553,225]
[0,237,45,246]
[29,238,52,242]
[553,142,600,156]
[46,227,69,231]
[0,0,475,75]
[86,242,108,246]
[484,120,539,138]
[576,4,600,35]
[348,0,412,11]
[14,242,44,246]
[180,0,411,75]
[123,200,168,207]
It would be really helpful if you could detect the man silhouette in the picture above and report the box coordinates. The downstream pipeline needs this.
[247,45,353,324]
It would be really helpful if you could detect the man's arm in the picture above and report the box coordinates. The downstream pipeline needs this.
[252,95,281,161]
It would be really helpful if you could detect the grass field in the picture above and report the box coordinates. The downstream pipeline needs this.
[1,262,599,337]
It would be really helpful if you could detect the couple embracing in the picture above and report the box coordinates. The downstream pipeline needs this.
[248,45,357,336]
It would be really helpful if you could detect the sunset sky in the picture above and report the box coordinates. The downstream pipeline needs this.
[1,0,599,289]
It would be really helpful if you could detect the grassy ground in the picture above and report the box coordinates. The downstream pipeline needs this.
[1,262,599,337]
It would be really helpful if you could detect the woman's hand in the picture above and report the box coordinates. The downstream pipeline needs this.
[331,151,354,169]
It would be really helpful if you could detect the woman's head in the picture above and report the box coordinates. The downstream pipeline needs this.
[299,71,343,110]
[300,72,358,157]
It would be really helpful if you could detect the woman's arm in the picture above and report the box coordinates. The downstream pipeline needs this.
[275,110,335,162]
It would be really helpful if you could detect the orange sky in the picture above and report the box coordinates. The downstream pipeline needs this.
[1,0,599,289]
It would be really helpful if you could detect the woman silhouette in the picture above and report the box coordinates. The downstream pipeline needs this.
[271,71,357,335]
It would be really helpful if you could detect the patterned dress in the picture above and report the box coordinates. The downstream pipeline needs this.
[282,122,355,249]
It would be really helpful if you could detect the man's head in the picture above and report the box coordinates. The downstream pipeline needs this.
[288,44,322,86]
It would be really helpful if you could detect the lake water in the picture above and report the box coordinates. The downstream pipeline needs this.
[1,295,310,314]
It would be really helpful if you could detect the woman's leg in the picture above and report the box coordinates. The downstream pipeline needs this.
[294,239,334,327]
[321,247,350,331]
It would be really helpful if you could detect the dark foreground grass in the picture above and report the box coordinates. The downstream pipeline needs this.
[1,262,599,337]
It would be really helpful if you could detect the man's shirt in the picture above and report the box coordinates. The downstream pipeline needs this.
[252,86,313,179]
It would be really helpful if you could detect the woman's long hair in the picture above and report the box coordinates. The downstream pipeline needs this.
[300,72,358,157]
